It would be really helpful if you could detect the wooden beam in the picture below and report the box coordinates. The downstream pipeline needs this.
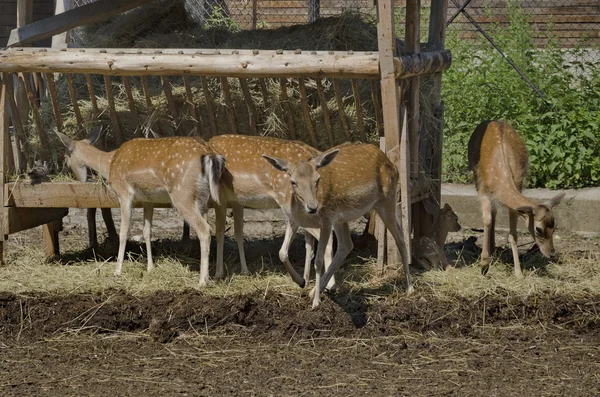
[5,207,68,235]
[51,0,72,49]
[16,0,33,29]
[7,0,154,47]
[0,77,8,258]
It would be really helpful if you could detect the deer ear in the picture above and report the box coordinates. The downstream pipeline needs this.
[86,125,103,145]
[263,155,289,172]
[56,131,75,151]
[516,206,534,216]
[314,149,339,169]
[442,203,453,212]
[546,192,566,208]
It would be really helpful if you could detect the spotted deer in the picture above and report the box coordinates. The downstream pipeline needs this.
[468,120,565,277]
[264,142,412,308]
[412,202,461,271]
[208,135,334,288]
[58,127,224,285]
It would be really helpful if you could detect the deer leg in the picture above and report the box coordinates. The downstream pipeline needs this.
[378,205,413,294]
[302,230,315,283]
[490,205,497,254]
[101,208,118,243]
[232,203,249,275]
[480,195,493,276]
[314,222,353,300]
[214,204,227,280]
[310,224,334,309]
[279,221,305,288]
[87,208,98,250]
[182,221,190,242]
[508,209,523,278]
[143,203,154,272]
[303,227,336,291]
[115,198,133,276]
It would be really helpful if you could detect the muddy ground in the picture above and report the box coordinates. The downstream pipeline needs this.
[1,209,600,396]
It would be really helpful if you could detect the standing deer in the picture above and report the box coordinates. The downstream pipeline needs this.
[468,120,565,277]
[58,127,224,285]
[208,135,334,289]
[412,202,461,271]
[264,142,412,308]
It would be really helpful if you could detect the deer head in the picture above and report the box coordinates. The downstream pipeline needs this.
[516,192,565,259]
[263,149,339,215]
[56,126,102,182]
[440,203,462,233]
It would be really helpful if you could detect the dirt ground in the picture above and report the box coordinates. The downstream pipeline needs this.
[1,210,600,396]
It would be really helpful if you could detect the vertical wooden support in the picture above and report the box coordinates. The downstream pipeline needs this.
[308,0,320,23]
[0,76,9,264]
[45,73,63,131]
[3,73,29,172]
[43,218,61,257]
[279,78,296,140]
[406,0,421,181]
[258,78,270,108]
[298,78,318,147]
[371,79,384,136]
[375,137,387,274]
[251,0,258,29]
[65,73,83,131]
[122,76,139,127]
[51,0,72,48]
[201,77,218,136]
[21,73,46,157]
[161,76,178,120]
[220,77,238,134]
[333,78,351,141]
[103,75,123,145]
[315,78,334,146]
[183,76,201,136]
[350,79,367,142]
[239,78,258,135]
[377,0,412,272]
[13,1,29,171]
[85,74,99,117]
[140,76,153,107]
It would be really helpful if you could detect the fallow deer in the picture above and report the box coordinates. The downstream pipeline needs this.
[468,120,565,277]
[208,135,334,289]
[412,202,461,271]
[58,127,224,286]
[264,142,412,308]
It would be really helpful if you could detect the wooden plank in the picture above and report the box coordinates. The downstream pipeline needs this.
[65,73,83,130]
[279,78,296,140]
[161,75,178,123]
[20,72,47,160]
[122,76,139,127]
[350,79,366,142]
[44,72,63,130]
[376,137,387,273]
[219,77,238,135]
[315,78,334,146]
[183,75,201,136]
[333,78,351,141]
[5,207,67,234]
[370,79,383,136]
[42,217,61,257]
[140,75,152,107]
[0,76,8,254]
[200,76,218,136]
[398,106,412,268]
[7,0,153,47]
[84,73,98,117]
[51,0,71,49]
[258,78,269,108]
[298,78,317,147]
[16,0,32,28]
[3,73,28,172]
[239,78,258,135]
[405,0,421,181]
[103,74,123,145]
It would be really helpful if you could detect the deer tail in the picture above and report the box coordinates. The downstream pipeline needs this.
[202,153,225,205]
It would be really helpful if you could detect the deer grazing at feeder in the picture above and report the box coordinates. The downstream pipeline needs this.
[412,202,461,271]
[468,120,565,277]
[58,126,224,285]
[208,135,334,288]
[263,142,412,308]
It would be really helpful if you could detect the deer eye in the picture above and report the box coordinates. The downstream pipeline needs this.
[535,227,544,237]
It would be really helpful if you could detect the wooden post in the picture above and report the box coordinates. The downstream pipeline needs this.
[0,76,9,264]
[377,0,412,272]
[15,0,32,171]
[220,77,238,134]
[371,79,384,136]
[4,73,29,172]
[43,218,62,257]
[307,0,320,23]
[200,77,218,136]
[251,0,258,29]
[279,78,296,140]
[315,78,334,146]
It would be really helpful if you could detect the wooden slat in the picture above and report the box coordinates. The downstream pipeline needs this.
[200,76,218,136]
[3,73,28,172]
[279,78,296,140]
[140,75,152,107]
[315,78,334,147]
[20,72,46,159]
[350,79,366,142]
[239,78,258,135]
[44,72,62,130]
[370,79,383,136]
[220,77,238,135]
[103,74,123,145]
[258,78,269,108]
[65,73,83,130]
[183,75,201,136]
[6,207,67,235]
[406,0,421,180]
[122,76,139,126]
[333,78,351,141]
[298,78,317,147]
[84,73,98,116]
[161,75,178,123]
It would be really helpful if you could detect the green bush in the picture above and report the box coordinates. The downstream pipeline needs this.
[441,2,600,189]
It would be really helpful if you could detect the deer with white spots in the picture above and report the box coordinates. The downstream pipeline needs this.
[263,142,412,308]
[208,135,334,288]
[412,202,461,271]
[58,127,224,285]
[468,120,565,277]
